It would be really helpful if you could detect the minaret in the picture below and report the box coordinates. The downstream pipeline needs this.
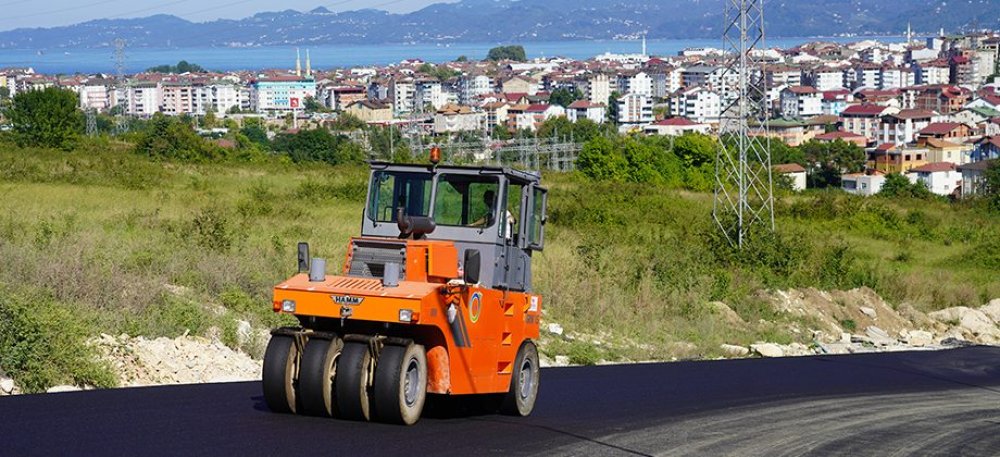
[906,22,912,44]
[642,33,647,56]
[305,49,312,78]
[295,48,302,77]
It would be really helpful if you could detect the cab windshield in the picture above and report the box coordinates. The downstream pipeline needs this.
[367,171,501,229]
[368,171,433,223]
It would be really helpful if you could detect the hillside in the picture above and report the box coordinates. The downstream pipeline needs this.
[1,137,999,392]
[0,0,996,49]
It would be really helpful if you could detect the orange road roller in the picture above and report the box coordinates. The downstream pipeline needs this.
[263,157,548,425]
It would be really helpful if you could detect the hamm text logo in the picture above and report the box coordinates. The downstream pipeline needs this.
[332,295,365,306]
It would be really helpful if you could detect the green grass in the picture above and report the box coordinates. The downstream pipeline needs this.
[1,139,999,388]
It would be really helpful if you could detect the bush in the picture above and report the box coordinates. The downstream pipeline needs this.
[134,114,225,161]
[4,87,82,150]
[0,288,116,392]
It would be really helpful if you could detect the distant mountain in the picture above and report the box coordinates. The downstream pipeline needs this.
[0,0,997,49]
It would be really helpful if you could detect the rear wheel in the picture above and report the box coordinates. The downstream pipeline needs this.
[298,336,343,417]
[373,344,427,425]
[262,334,300,414]
[501,340,539,416]
[335,342,373,421]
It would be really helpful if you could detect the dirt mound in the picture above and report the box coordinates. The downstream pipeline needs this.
[91,333,262,387]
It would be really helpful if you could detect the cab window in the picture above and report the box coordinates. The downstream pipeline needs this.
[433,174,500,227]
[368,171,432,223]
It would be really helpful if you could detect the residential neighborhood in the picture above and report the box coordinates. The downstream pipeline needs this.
[1,31,998,197]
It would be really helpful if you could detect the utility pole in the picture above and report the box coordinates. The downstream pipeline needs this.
[113,38,129,135]
[712,0,775,248]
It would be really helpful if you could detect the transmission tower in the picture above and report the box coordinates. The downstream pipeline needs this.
[712,0,774,248]
[86,108,98,137]
[113,38,129,135]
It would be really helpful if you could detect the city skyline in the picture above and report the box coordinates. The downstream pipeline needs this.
[0,0,454,32]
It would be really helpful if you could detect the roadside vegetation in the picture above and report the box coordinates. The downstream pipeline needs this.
[2,87,1000,390]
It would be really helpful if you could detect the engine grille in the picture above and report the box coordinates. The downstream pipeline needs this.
[348,240,406,280]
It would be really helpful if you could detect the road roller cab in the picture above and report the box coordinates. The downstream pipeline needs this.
[263,159,547,425]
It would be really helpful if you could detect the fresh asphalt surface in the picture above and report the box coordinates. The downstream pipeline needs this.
[3,346,1000,456]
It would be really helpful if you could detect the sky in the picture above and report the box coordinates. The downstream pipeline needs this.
[0,0,456,31]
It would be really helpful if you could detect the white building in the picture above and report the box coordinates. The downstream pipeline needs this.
[917,62,951,85]
[780,86,822,117]
[649,67,683,99]
[617,71,653,98]
[806,67,847,92]
[774,163,808,191]
[252,76,317,114]
[415,80,450,111]
[209,83,245,114]
[670,86,721,124]
[459,74,492,105]
[841,172,887,196]
[390,78,415,115]
[566,100,606,124]
[616,93,653,126]
[584,73,611,106]
[78,80,111,111]
[433,104,484,134]
[880,67,916,89]
[906,162,961,196]
[127,82,161,117]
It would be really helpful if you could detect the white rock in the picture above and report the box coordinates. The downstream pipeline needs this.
[236,320,253,346]
[865,326,896,346]
[905,330,934,347]
[840,332,852,344]
[929,307,999,339]
[47,385,81,393]
[720,344,750,357]
[980,299,1000,323]
[750,343,784,358]
[0,377,14,394]
[554,355,570,366]
[859,306,877,319]
[546,323,564,336]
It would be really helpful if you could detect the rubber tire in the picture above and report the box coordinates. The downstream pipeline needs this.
[373,344,428,425]
[335,342,373,421]
[500,340,540,416]
[262,334,300,414]
[298,337,343,417]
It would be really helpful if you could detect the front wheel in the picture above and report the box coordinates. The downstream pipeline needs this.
[298,336,343,417]
[373,344,428,425]
[335,342,373,421]
[262,334,300,414]
[500,340,539,416]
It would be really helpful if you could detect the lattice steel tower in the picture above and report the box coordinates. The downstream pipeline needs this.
[113,38,129,135]
[712,0,774,248]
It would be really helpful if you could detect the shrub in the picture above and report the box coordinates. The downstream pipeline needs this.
[0,288,117,392]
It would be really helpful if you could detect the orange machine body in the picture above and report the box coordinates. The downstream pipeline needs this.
[272,237,542,395]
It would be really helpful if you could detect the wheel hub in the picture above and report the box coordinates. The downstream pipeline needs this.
[518,358,533,401]
[404,358,419,407]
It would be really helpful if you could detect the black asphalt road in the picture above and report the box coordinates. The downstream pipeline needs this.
[3,347,1000,456]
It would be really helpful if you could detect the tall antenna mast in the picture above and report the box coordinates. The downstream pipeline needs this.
[86,108,98,137]
[114,38,129,135]
[713,0,774,248]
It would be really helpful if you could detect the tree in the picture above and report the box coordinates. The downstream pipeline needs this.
[606,91,621,124]
[487,45,527,62]
[549,87,583,108]
[536,116,574,140]
[240,124,269,147]
[576,136,629,182]
[455,55,469,62]
[134,113,224,161]
[983,160,1000,211]
[330,112,366,131]
[879,173,934,199]
[4,87,82,150]
[418,63,460,81]
[202,107,218,129]
[0,86,10,110]
[272,128,362,165]
[800,139,866,188]
[304,96,329,113]
[672,133,717,167]
[147,60,207,74]
[572,118,602,143]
